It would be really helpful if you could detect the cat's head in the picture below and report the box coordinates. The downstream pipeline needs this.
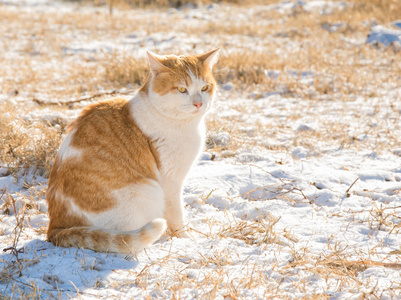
[139,49,220,120]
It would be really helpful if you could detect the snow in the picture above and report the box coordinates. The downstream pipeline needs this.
[208,132,231,147]
[267,0,348,15]
[367,22,401,51]
[2,142,400,298]
[1,0,401,298]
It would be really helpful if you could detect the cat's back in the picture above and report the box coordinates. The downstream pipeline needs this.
[70,98,133,146]
[47,98,160,223]
[46,98,166,250]
[66,98,158,170]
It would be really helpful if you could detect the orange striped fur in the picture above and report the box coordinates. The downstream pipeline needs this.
[46,49,220,254]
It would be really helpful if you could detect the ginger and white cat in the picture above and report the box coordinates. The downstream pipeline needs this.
[46,48,220,254]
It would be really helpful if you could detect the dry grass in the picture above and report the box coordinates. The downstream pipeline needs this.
[0,103,64,178]
[121,225,401,299]
[0,190,41,288]
[103,54,149,88]
[215,42,401,99]
[88,0,278,9]
[1,1,400,100]
[351,0,401,23]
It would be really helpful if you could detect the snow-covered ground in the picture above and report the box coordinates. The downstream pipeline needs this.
[1,0,401,299]
[1,91,401,298]
[367,24,401,52]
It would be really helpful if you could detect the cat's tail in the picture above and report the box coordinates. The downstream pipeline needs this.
[47,218,167,254]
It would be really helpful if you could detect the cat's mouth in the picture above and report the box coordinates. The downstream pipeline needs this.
[181,105,205,116]
[166,103,208,119]
[191,107,205,115]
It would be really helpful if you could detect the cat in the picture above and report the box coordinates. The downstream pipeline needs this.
[46,48,220,255]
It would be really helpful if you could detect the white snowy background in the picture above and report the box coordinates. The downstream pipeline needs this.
[1,0,401,299]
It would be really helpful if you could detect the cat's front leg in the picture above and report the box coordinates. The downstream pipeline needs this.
[163,184,189,238]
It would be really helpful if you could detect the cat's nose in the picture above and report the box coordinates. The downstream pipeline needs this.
[192,93,203,109]
[193,102,203,109]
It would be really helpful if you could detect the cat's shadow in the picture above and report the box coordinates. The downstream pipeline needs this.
[1,238,140,297]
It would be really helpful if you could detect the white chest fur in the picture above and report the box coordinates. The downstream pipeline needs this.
[155,121,204,180]
[130,95,205,182]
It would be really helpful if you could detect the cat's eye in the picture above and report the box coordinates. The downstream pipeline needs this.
[201,85,209,92]
[177,87,187,93]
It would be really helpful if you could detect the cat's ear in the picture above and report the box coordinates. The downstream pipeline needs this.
[146,51,170,76]
[198,48,220,70]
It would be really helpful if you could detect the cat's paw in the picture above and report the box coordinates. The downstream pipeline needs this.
[167,226,190,238]
[176,230,190,238]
